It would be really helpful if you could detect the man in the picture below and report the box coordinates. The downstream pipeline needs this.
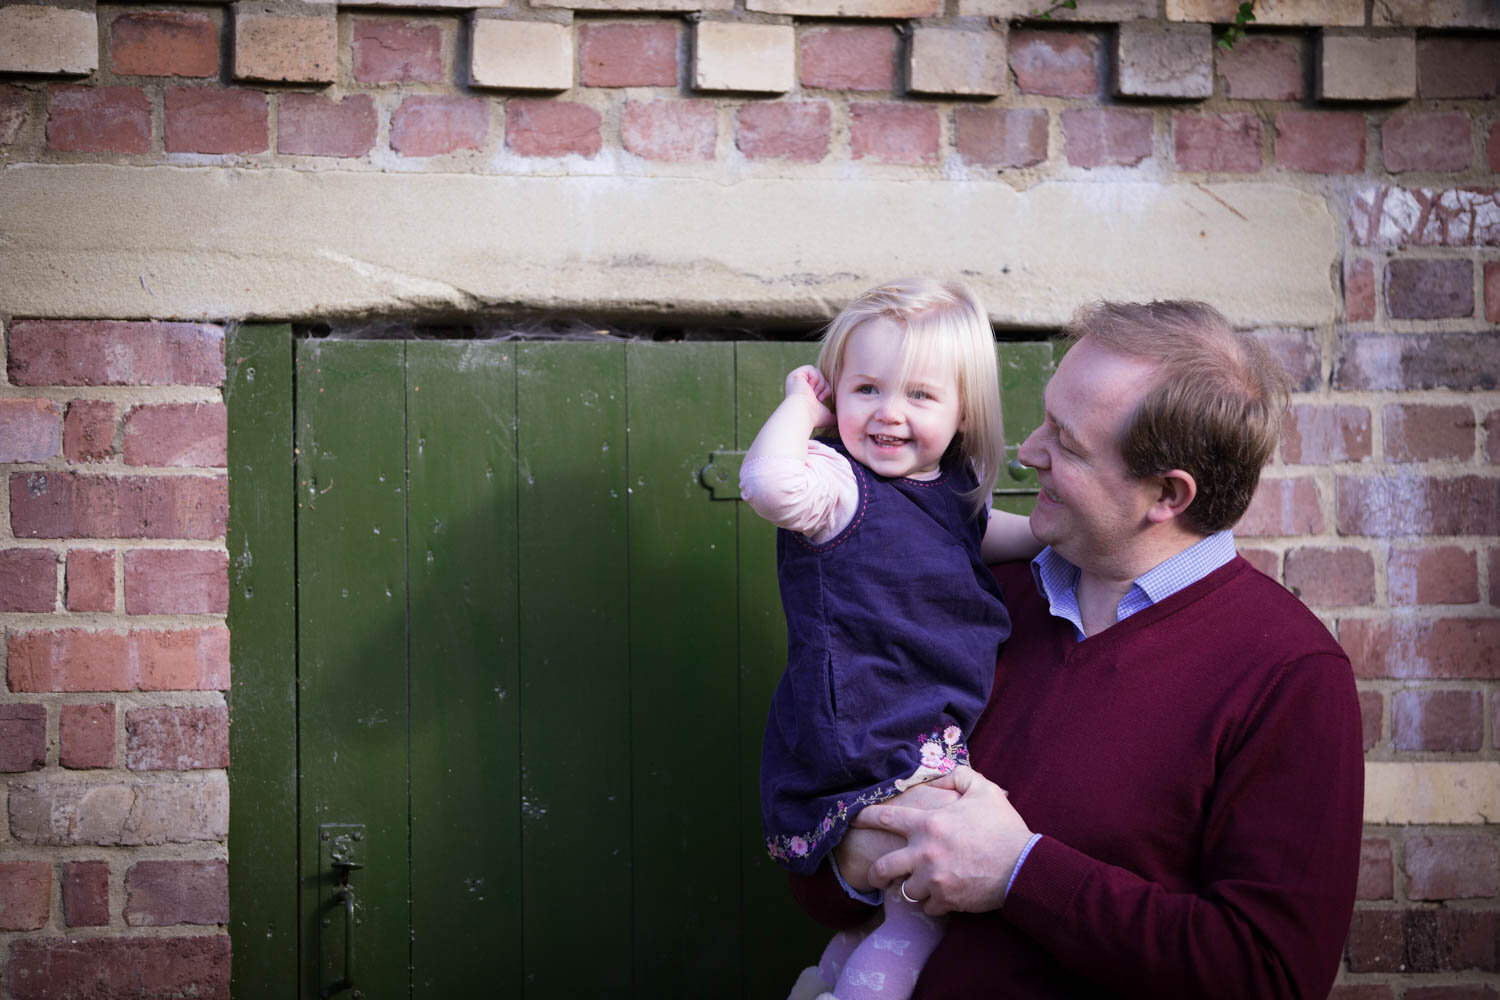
[789,301,1364,998]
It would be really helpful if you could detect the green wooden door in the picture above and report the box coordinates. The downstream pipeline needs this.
[226,329,1050,998]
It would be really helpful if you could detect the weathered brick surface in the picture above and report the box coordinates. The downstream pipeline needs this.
[8,773,229,845]
[1405,987,1500,1000]
[8,627,231,693]
[1341,617,1500,680]
[1215,36,1303,101]
[1168,0,1361,25]
[61,703,116,769]
[1344,257,1376,322]
[1383,403,1476,463]
[1487,261,1500,324]
[1330,987,1396,1000]
[1393,688,1483,751]
[1283,546,1374,607]
[908,27,1005,98]
[1386,259,1474,320]
[1063,109,1152,168]
[110,10,218,78]
[1250,328,1322,392]
[799,26,895,92]
[0,5,98,76]
[277,93,377,158]
[749,0,937,17]
[1338,475,1499,537]
[390,96,489,157]
[0,85,28,146]
[165,88,268,155]
[0,704,48,773]
[1377,0,1500,29]
[0,862,51,931]
[1319,34,1416,101]
[1236,476,1324,537]
[46,86,151,155]
[1406,834,1500,900]
[1347,909,1500,973]
[353,18,444,84]
[0,547,56,613]
[1382,112,1472,174]
[1418,38,1500,98]
[125,859,228,925]
[66,548,115,612]
[122,403,227,468]
[1389,545,1479,606]
[471,19,573,92]
[621,99,717,162]
[1115,21,1211,99]
[1237,546,1278,580]
[62,860,110,927]
[579,23,678,88]
[8,935,231,999]
[955,107,1047,168]
[1350,188,1500,249]
[735,101,830,163]
[233,5,336,84]
[1358,689,1382,751]
[1358,837,1393,899]
[63,400,115,463]
[126,706,229,771]
[1275,111,1364,174]
[10,472,228,540]
[1337,333,1498,392]
[850,103,938,165]
[0,398,61,463]
[1489,411,1500,465]
[961,0,1148,17]
[1009,30,1098,98]
[693,22,794,94]
[1281,404,1370,464]
[1172,112,1260,173]
[8,321,224,387]
[124,548,228,615]
[506,100,602,158]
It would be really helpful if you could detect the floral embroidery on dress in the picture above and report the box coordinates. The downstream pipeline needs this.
[765,725,969,864]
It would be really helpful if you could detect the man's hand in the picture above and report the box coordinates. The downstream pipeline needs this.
[852,766,1034,916]
[835,782,959,891]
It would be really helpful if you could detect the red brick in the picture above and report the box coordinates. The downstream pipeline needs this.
[60,703,116,769]
[1357,689,1382,751]
[1400,910,1500,973]
[1330,987,1394,1000]
[0,85,29,146]
[1062,109,1151,169]
[10,472,228,540]
[1237,546,1278,579]
[125,859,228,925]
[1389,545,1479,606]
[122,403,227,468]
[8,935,231,999]
[506,99,602,159]
[110,10,218,78]
[1417,37,1500,98]
[1349,187,1500,249]
[1485,260,1500,324]
[1275,111,1364,174]
[621,99,716,162]
[124,548,227,615]
[8,321,224,387]
[1406,834,1500,900]
[1249,328,1322,392]
[64,400,115,463]
[1406,987,1499,1000]
[1336,332,1499,392]
[735,101,829,163]
[1215,36,1303,101]
[0,862,51,931]
[1345,909,1403,973]
[1387,258,1475,319]
[66,549,115,612]
[1357,837,1393,899]
[62,860,110,927]
[578,23,677,88]
[1283,546,1374,607]
[277,93,377,158]
[1393,688,1483,751]
[1383,403,1476,463]
[1382,112,1472,174]
[8,627,231,692]
[1490,121,1500,175]
[46,86,151,155]
[1492,546,1500,610]
[798,26,896,92]
[390,95,488,157]
[955,107,1047,169]
[1340,617,1500,680]
[1172,112,1260,173]
[1234,476,1324,537]
[1344,258,1376,322]
[165,87,268,155]
[0,548,57,613]
[1009,29,1099,98]
[353,18,444,83]
[126,705,228,771]
[1280,403,1370,464]
[0,704,47,773]
[1338,475,1498,537]
[850,103,938,165]
[0,398,61,463]
[8,774,228,846]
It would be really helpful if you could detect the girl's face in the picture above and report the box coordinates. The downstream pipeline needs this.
[834,318,963,481]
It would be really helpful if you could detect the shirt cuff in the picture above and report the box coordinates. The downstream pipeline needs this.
[1005,833,1044,900]
[829,852,883,906]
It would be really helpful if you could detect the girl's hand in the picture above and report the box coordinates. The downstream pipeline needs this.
[785,365,835,429]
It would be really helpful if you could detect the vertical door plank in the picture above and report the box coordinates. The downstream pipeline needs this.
[407,342,523,994]
[994,342,1054,515]
[226,324,299,997]
[296,340,411,999]
[624,342,740,993]
[516,342,632,995]
[733,342,828,999]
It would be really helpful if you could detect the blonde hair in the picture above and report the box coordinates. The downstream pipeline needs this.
[816,278,1004,516]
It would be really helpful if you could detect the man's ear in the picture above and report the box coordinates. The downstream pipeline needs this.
[1146,469,1197,524]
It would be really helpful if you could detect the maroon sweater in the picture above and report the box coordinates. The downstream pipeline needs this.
[792,556,1364,999]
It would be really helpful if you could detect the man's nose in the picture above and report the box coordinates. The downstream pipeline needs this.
[1017,427,1046,468]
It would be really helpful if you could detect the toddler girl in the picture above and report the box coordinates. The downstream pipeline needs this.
[740,279,1037,999]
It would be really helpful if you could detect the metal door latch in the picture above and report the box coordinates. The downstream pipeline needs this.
[319,824,365,999]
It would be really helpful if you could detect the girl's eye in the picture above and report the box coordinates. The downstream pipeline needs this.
[855,384,877,394]
[908,389,930,401]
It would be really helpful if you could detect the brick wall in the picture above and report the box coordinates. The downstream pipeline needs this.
[2,0,1498,996]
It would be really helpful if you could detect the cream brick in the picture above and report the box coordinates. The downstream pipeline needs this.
[956,0,1152,17]
[747,0,937,17]
[1116,21,1212,99]
[534,0,729,11]
[1167,0,1364,27]
[908,27,1005,98]
[471,19,572,91]
[693,22,793,94]
[1374,0,1500,28]
[0,5,97,75]
[232,3,336,84]
[1319,32,1415,102]
[1365,762,1500,825]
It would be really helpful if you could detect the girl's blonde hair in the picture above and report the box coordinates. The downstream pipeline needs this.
[816,278,1004,516]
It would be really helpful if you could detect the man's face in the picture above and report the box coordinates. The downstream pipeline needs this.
[1015,338,1162,577]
